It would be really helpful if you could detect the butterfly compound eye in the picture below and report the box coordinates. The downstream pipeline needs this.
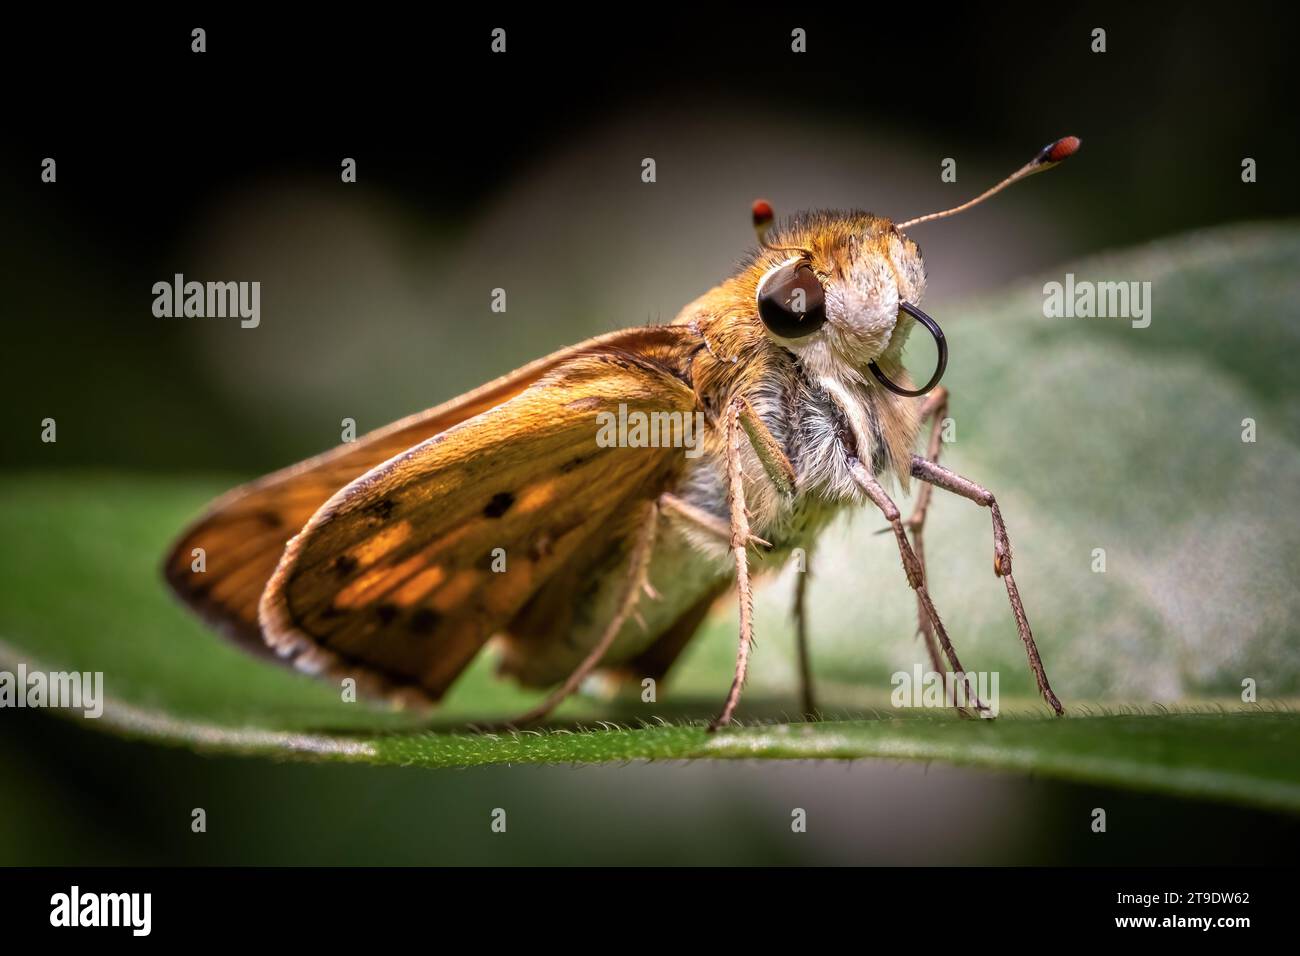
[756,261,827,339]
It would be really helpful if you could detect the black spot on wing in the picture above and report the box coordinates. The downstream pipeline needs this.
[409,608,441,635]
[483,492,515,518]
[331,555,359,578]
[363,499,396,522]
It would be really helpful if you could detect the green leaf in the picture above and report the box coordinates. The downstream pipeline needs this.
[2,222,1298,810]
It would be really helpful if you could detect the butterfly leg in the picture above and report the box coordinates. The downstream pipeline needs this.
[706,396,806,730]
[499,499,661,728]
[661,492,816,720]
[910,455,1064,715]
[736,396,797,494]
[659,493,771,550]
[851,460,988,715]
[792,551,816,718]
[906,388,954,694]
[707,399,763,732]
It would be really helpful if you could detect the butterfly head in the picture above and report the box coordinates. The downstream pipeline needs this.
[745,136,1079,396]
[747,210,928,391]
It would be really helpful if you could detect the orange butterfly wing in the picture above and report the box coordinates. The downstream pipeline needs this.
[254,328,702,703]
[163,326,695,660]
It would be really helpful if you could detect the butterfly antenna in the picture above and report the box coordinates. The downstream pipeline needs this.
[751,199,815,257]
[896,136,1081,229]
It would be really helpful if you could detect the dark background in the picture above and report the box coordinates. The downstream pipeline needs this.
[2,5,1297,865]
[3,5,1296,474]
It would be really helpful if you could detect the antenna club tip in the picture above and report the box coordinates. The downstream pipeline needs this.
[751,199,775,227]
[1047,136,1082,163]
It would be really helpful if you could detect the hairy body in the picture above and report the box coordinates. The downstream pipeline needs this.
[499,212,925,686]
